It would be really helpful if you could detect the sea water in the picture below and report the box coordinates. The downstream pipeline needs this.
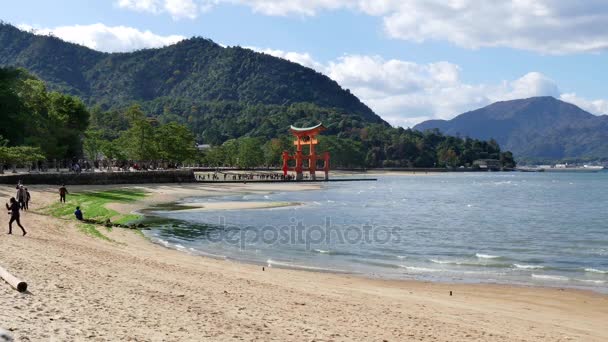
[143,172,608,292]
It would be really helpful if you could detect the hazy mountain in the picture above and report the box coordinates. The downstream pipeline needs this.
[414,96,608,160]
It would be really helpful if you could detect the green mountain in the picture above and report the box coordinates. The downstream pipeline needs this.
[1,22,514,168]
[0,23,384,139]
[414,96,608,161]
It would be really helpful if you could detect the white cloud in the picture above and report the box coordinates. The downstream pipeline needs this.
[185,1,608,54]
[164,0,198,19]
[116,0,200,19]
[250,48,608,126]
[117,0,161,13]
[560,93,608,115]
[246,47,325,71]
[18,23,184,53]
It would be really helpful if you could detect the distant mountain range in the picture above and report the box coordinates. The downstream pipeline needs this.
[0,22,385,142]
[414,96,608,161]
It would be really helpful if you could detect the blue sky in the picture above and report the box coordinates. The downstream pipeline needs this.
[3,0,608,127]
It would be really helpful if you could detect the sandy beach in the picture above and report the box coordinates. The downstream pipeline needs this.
[1,183,607,341]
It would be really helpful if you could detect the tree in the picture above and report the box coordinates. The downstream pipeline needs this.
[236,137,264,168]
[117,105,158,162]
[83,129,104,161]
[155,122,197,165]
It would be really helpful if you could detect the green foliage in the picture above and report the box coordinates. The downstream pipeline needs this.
[0,67,89,160]
[236,137,264,168]
[155,122,197,163]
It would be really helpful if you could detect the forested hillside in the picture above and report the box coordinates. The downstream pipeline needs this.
[415,97,608,161]
[0,22,515,169]
[0,23,382,125]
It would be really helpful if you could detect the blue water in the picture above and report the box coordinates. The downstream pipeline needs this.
[143,172,608,292]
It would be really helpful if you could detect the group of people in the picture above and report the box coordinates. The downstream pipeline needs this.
[196,172,290,182]
[6,183,74,236]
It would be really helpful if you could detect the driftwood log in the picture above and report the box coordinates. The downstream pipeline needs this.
[0,265,27,292]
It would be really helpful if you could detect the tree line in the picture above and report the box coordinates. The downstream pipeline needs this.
[1,66,515,171]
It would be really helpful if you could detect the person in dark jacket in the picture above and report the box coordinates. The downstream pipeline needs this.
[59,185,68,203]
[24,188,31,210]
[16,185,27,210]
[6,197,27,236]
[74,206,83,221]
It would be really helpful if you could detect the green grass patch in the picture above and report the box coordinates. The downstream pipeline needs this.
[44,189,148,239]
[113,213,142,225]
[78,223,112,241]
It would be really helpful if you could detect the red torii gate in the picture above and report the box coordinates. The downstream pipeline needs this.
[282,123,330,181]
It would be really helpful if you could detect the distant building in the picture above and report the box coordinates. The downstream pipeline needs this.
[196,144,211,151]
[473,159,502,171]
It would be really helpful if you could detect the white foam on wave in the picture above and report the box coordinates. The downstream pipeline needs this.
[576,279,606,284]
[532,274,569,281]
[585,268,608,274]
[514,264,545,270]
[476,253,501,259]
[399,265,441,273]
[314,249,331,254]
[155,238,170,247]
[429,259,454,264]
[396,255,407,259]
[493,181,513,185]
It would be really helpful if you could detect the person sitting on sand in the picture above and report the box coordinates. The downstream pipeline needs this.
[6,197,27,236]
[74,206,83,221]
[59,184,68,203]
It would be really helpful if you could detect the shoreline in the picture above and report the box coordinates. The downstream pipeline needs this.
[138,182,608,295]
[1,182,607,340]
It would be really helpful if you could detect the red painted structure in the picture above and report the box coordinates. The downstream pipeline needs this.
[282,123,330,180]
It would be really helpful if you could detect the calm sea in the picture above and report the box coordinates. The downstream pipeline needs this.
[143,172,608,292]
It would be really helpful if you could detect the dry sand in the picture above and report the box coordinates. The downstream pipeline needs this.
[0,183,607,341]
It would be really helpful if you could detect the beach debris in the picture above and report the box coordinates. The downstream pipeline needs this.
[0,265,27,292]
[450,291,453,296]
[262,267,265,271]
[0,328,13,342]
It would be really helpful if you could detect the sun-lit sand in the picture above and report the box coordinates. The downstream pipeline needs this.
[1,182,607,341]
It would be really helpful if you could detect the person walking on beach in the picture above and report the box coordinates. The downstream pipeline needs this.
[59,184,68,203]
[16,185,27,210]
[6,197,27,236]
[24,188,31,210]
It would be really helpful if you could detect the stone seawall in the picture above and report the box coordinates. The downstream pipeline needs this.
[0,170,196,185]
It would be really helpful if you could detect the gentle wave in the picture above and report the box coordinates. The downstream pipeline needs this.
[266,259,349,273]
[475,253,501,259]
[429,258,510,268]
[314,249,331,254]
[514,264,545,270]
[585,268,608,274]
[532,274,569,281]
